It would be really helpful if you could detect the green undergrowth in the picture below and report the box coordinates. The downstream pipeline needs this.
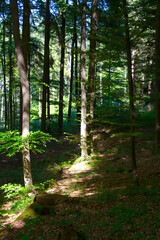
[1,183,160,240]
[0,122,160,239]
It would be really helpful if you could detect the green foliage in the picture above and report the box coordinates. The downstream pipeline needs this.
[0,183,33,215]
[0,130,58,156]
[0,131,23,157]
[0,183,29,199]
[28,131,58,154]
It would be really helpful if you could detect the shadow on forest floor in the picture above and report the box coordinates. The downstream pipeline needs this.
[0,125,160,239]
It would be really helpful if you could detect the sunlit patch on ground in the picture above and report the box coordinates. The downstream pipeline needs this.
[68,160,92,174]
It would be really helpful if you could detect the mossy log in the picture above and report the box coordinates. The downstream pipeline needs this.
[15,193,80,222]
[16,202,53,221]
[34,193,68,206]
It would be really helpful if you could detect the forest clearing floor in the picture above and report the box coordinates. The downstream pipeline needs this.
[0,125,160,239]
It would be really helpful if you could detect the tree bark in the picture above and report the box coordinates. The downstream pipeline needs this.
[41,0,50,132]
[81,0,88,158]
[58,1,67,134]
[9,20,13,130]
[11,0,33,187]
[2,0,8,131]
[73,0,80,122]
[123,0,139,185]
[155,0,160,148]
[87,0,98,154]
[68,37,75,121]
[20,0,30,133]
[0,86,4,123]
[100,62,103,105]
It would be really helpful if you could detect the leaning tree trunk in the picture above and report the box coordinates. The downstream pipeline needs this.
[87,0,98,154]
[80,0,88,158]
[11,0,33,187]
[41,0,50,132]
[155,0,160,149]
[123,0,139,185]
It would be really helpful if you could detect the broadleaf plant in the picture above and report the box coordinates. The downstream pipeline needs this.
[0,130,58,157]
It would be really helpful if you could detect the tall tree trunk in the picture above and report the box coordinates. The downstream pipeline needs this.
[80,0,88,158]
[39,86,41,119]
[74,0,80,121]
[2,0,8,131]
[41,0,50,132]
[68,37,75,121]
[87,0,98,154]
[13,88,17,129]
[100,62,103,105]
[20,0,30,133]
[155,0,160,149]
[1,86,4,123]
[22,0,30,69]
[123,0,139,185]
[58,1,67,134]
[108,58,111,106]
[47,82,50,132]
[11,0,33,187]
[9,21,13,130]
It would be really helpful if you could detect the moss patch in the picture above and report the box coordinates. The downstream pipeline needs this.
[16,203,54,221]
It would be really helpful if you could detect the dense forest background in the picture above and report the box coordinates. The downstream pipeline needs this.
[0,0,160,239]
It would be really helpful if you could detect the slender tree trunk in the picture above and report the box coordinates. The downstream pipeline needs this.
[38,87,41,120]
[81,0,88,158]
[73,0,80,121]
[123,0,139,185]
[13,88,17,129]
[108,58,111,106]
[1,86,4,123]
[100,62,103,105]
[68,37,75,121]
[87,0,98,154]
[47,82,50,132]
[155,0,160,148]
[132,50,137,105]
[11,0,33,187]
[147,60,153,111]
[58,1,67,134]
[2,0,8,131]
[46,0,50,133]
[75,33,80,120]
[20,86,22,133]
[41,0,50,132]
[124,65,127,104]
[9,21,13,130]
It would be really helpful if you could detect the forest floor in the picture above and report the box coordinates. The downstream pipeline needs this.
[0,125,160,239]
